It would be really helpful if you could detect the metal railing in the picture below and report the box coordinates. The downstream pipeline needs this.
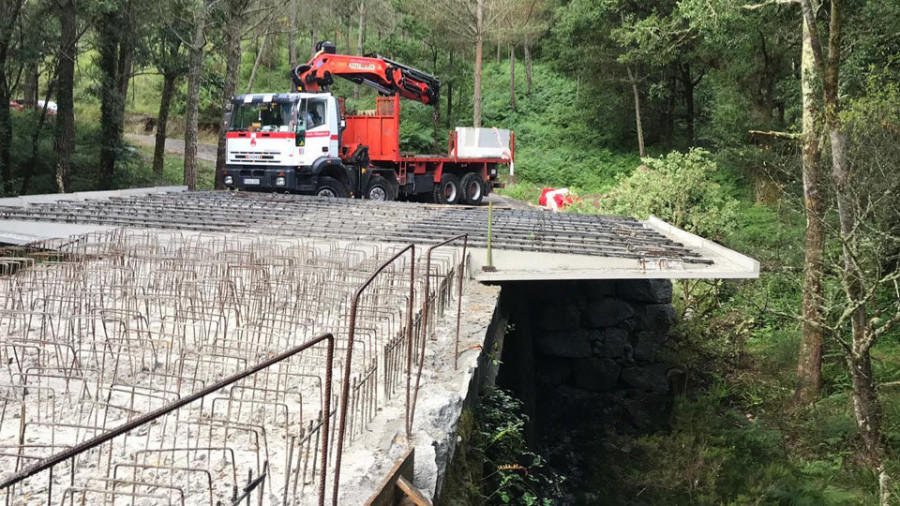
[0,333,335,505]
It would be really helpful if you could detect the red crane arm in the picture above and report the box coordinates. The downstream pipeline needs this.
[291,43,440,106]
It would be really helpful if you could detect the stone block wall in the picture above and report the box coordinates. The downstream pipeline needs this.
[442,279,678,503]
[497,279,677,440]
[533,279,674,398]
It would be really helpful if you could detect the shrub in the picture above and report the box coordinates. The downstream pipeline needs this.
[582,148,740,240]
[478,387,564,505]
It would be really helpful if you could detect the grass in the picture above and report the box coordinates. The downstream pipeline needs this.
[131,145,215,190]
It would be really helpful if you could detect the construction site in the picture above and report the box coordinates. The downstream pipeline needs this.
[0,188,757,505]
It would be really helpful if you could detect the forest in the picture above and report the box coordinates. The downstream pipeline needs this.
[1,0,900,503]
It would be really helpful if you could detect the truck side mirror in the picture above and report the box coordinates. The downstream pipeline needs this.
[295,131,305,147]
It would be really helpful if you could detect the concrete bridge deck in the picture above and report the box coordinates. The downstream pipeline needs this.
[0,189,757,505]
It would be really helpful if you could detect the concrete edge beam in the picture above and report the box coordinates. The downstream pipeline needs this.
[0,186,187,207]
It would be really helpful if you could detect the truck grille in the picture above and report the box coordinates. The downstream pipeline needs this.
[236,169,267,177]
[230,151,279,163]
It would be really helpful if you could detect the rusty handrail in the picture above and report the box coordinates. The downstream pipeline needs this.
[332,244,416,506]
[407,235,467,438]
[0,333,336,506]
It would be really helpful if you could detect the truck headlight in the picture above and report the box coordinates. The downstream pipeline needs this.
[224,176,233,185]
[276,177,286,186]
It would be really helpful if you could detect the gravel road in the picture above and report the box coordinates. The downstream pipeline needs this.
[126,133,218,162]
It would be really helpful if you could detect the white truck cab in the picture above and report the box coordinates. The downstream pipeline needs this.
[223,93,346,194]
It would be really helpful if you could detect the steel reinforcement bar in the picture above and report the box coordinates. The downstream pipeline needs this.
[0,333,336,506]
[0,191,713,263]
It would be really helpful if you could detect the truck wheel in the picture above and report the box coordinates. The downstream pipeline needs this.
[365,178,394,201]
[433,174,460,205]
[315,177,349,198]
[459,172,485,205]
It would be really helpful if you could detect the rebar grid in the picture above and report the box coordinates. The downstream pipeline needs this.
[0,191,711,263]
[0,228,466,505]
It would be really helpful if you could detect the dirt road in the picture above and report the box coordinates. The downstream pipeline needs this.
[126,133,218,162]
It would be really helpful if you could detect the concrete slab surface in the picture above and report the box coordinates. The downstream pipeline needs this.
[0,189,758,280]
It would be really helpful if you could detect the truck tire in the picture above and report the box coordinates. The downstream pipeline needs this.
[315,176,349,198]
[459,172,485,205]
[365,178,394,201]
[433,174,460,205]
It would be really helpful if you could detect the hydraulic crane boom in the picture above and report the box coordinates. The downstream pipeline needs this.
[291,41,441,106]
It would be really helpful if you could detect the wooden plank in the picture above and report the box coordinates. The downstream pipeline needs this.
[365,449,415,506]
[396,476,433,506]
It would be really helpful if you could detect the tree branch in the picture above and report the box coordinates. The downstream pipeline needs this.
[748,129,802,140]
[742,0,798,10]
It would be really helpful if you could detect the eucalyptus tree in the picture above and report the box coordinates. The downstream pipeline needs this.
[93,0,152,188]
[0,0,27,191]
[213,0,253,189]
[146,0,191,180]
[552,0,652,155]
[183,0,217,191]
[406,0,505,127]
[16,0,61,194]
[493,0,550,109]
[54,0,82,192]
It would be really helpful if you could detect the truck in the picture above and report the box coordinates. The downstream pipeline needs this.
[222,41,514,205]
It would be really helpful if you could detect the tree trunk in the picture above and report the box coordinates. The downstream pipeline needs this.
[626,65,645,158]
[344,17,351,56]
[665,69,676,149]
[310,26,317,58]
[446,50,453,127]
[153,73,177,179]
[0,74,9,190]
[496,41,500,63]
[0,0,25,191]
[98,25,125,190]
[184,8,207,192]
[215,3,243,189]
[473,0,484,127]
[432,104,440,153]
[23,63,38,107]
[828,89,885,504]
[289,0,297,69]
[246,32,268,94]
[509,44,516,112]
[802,0,891,500]
[795,14,825,406]
[0,59,12,192]
[524,43,532,96]
[117,31,133,103]
[681,62,695,146]
[20,83,56,194]
[54,0,76,193]
[354,0,365,100]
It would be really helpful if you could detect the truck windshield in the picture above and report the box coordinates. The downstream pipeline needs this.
[230,102,295,132]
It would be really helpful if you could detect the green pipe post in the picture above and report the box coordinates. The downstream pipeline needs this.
[487,201,493,268]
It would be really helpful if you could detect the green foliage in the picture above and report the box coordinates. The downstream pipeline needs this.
[7,113,206,194]
[443,388,563,506]
[481,61,639,193]
[578,148,739,240]
[478,388,564,506]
